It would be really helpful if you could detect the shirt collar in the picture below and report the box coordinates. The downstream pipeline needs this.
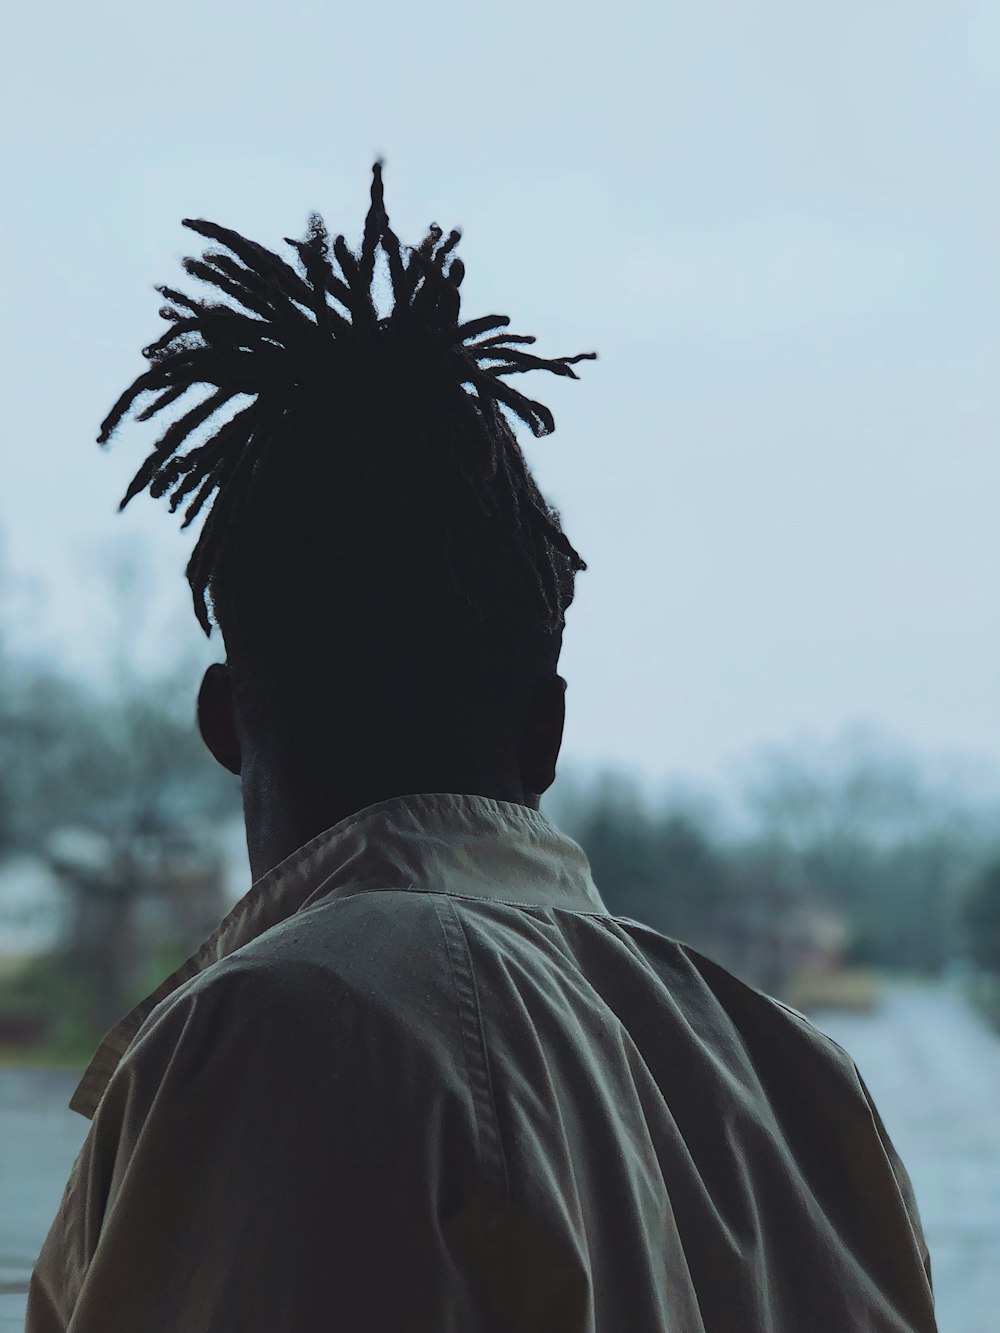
[69,791,607,1119]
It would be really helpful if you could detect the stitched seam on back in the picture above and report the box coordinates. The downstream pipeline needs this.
[431,894,511,1333]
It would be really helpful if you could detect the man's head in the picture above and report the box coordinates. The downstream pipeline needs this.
[100,165,593,867]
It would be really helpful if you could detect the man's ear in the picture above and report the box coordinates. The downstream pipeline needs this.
[197,663,242,776]
[520,673,567,798]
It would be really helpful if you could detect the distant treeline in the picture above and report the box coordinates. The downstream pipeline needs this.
[545,744,1000,989]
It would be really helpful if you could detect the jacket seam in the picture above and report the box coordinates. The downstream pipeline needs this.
[369,884,610,916]
[431,895,511,1332]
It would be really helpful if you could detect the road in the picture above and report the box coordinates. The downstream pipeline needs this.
[1,980,997,1330]
[812,981,1000,1333]
[0,1069,86,1333]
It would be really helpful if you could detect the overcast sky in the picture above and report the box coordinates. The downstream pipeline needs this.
[3,1,1000,793]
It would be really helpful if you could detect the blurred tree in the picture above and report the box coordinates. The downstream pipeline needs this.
[570,772,660,913]
[0,541,242,1038]
[552,741,1000,994]
[962,859,1000,976]
[647,813,732,947]
[742,734,996,975]
[556,770,749,975]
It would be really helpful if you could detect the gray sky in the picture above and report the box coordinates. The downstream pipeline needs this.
[3,0,1000,791]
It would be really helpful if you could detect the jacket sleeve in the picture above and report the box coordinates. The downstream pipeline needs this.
[853,1063,934,1299]
[27,958,493,1333]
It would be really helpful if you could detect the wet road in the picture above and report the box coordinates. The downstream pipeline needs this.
[0,1069,86,1332]
[1,980,997,1330]
[812,981,1000,1333]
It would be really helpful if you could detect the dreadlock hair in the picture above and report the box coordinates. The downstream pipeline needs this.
[99,163,594,751]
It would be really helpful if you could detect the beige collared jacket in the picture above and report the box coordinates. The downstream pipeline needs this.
[27,792,936,1332]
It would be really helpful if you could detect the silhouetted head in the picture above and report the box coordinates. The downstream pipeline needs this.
[100,164,594,872]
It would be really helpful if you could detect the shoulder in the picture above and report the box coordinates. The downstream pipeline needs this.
[674,935,861,1070]
[123,888,469,1105]
[613,919,875,1114]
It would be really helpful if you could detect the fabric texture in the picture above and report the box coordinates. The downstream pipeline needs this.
[27,792,937,1332]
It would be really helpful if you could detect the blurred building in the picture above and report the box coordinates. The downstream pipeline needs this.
[0,816,249,1043]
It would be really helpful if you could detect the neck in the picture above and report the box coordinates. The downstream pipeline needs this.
[240,752,537,882]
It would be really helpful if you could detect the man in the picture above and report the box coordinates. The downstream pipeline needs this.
[27,166,937,1331]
